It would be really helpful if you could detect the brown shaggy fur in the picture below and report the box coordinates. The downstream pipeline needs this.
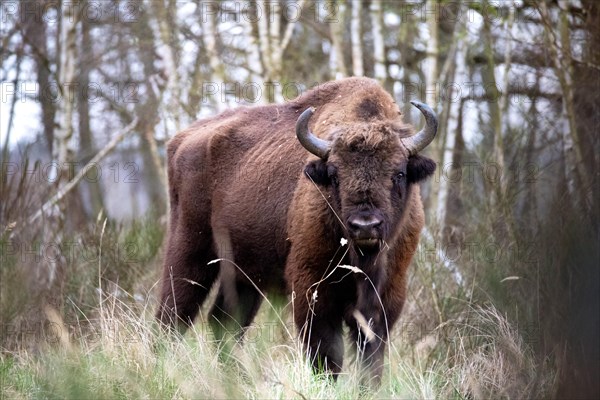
[156,77,436,384]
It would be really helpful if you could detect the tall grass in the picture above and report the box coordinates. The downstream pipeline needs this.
[0,154,561,399]
[1,282,552,399]
[0,208,555,399]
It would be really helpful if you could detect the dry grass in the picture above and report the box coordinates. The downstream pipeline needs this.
[0,269,555,399]
[0,161,559,399]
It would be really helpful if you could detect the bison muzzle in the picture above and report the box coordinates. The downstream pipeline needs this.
[156,77,437,385]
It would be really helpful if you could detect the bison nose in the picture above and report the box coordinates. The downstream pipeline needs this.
[348,216,382,233]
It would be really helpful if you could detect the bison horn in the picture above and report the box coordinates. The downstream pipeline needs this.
[296,107,331,159]
[403,101,438,155]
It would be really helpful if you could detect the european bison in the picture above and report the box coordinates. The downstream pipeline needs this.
[156,77,437,384]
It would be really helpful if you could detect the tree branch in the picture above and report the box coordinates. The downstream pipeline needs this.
[29,117,139,224]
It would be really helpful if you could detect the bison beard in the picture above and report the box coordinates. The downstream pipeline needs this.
[156,77,437,386]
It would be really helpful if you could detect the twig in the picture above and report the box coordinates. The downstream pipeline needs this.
[28,117,139,224]
[2,49,22,159]
[98,217,107,335]
[280,0,307,53]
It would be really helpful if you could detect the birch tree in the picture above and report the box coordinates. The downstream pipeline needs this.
[480,1,505,208]
[77,4,104,216]
[33,0,81,286]
[257,0,272,85]
[499,6,514,128]
[424,0,438,109]
[19,5,57,157]
[522,72,540,228]
[397,12,417,120]
[133,7,167,215]
[436,39,466,230]
[241,6,266,102]
[538,1,592,209]
[350,0,364,76]
[329,0,347,78]
[201,1,227,110]
[269,0,282,83]
[422,1,455,225]
[2,49,21,159]
[53,0,78,174]
[370,0,386,83]
[151,0,183,131]
[255,0,306,102]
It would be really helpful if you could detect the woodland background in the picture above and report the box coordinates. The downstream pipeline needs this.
[1,1,598,398]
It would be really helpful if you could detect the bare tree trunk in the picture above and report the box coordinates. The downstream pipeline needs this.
[254,0,305,102]
[500,6,515,125]
[186,6,210,118]
[241,5,265,103]
[424,0,438,109]
[280,0,305,53]
[370,0,386,83]
[269,0,282,86]
[54,0,87,229]
[522,74,540,229]
[151,0,182,131]
[423,3,458,224]
[38,0,81,287]
[78,5,104,217]
[481,2,505,208]
[135,6,167,215]
[201,1,227,110]
[256,0,274,101]
[436,39,466,230]
[53,1,78,170]
[351,0,364,76]
[329,0,347,78]
[398,14,415,121]
[21,5,56,157]
[257,0,271,78]
[39,60,56,157]
[2,50,21,158]
[538,1,592,209]
[422,0,440,223]
[445,99,466,241]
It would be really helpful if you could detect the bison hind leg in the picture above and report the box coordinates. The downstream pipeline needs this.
[208,225,264,342]
[155,258,219,332]
[156,227,220,332]
[209,280,263,342]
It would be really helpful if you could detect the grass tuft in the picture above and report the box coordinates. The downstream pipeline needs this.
[1,282,552,399]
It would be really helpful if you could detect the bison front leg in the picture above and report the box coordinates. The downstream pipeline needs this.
[347,275,390,387]
[355,322,387,386]
[345,309,388,387]
[293,284,345,378]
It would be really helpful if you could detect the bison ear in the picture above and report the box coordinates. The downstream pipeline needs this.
[304,159,331,186]
[407,155,436,183]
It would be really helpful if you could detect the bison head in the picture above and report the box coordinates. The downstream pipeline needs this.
[296,102,437,258]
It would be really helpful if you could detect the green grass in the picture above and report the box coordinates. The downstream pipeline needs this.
[0,214,557,399]
[0,284,554,399]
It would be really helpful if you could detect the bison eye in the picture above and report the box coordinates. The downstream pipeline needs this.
[392,171,406,187]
